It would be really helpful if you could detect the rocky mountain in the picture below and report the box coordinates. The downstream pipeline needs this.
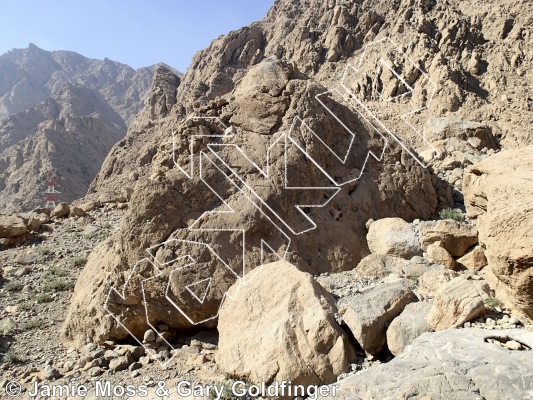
[0,83,126,213]
[1,0,532,398]
[0,45,175,213]
[0,43,158,124]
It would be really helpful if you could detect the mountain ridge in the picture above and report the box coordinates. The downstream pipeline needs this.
[0,44,181,212]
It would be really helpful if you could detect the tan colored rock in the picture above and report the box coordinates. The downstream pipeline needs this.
[0,215,27,238]
[367,218,421,259]
[463,146,533,320]
[457,246,487,271]
[21,212,49,231]
[216,261,354,386]
[79,201,101,213]
[427,276,491,330]
[63,58,438,346]
[419,220,478,257]
[70,207,87,217]
[356,254,409,279]
[98,192,122,204]
[418,269,459,296]
[341,280,417,355]
[402,256,443,278]
[426,243,456,270]
[424,117,498,150]
[386,302,433,356]
[50,202,70,218]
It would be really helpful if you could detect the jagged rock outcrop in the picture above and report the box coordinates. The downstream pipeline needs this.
[88,66,182,195]
[62,55,438,346]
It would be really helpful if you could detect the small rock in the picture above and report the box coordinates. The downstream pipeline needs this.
[426,243,456,270]
[50,203,70,218]
[138,356,151,367]
[79,201,101,213]
[87,367,103,377]
[44,365,61,380]
[0,215,27,238]
[70,207,87,217]
[109,356,131,372]
[129,362,142,372]
[103,350,119,361]
[88,348,106,360]
[62,360,76,372]
[143,329,156,342]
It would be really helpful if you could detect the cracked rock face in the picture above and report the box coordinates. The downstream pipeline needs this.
[321,328,533,400]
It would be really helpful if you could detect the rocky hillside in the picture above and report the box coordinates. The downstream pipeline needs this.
[0,84,126,213]
[0,45,176,213]
[1,0,532,398]
[0,43,156,124]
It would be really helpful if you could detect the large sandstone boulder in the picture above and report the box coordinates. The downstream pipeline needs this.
[216,261,355,386]
[340,280,417,355]
[386,302,433,356]
[419,219,478,257]
[62,57,438,346]
[427,276,491,330]
[366,218,421,259]
[463,146,533,320]
[321,329,533,400]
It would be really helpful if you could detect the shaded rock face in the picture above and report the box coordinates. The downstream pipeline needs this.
[216,261,355,386]
[463,147,533,320]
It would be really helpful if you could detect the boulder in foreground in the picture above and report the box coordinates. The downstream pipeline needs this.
[216,260,355,386]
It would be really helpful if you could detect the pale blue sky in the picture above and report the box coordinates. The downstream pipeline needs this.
[0,1,273,72]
